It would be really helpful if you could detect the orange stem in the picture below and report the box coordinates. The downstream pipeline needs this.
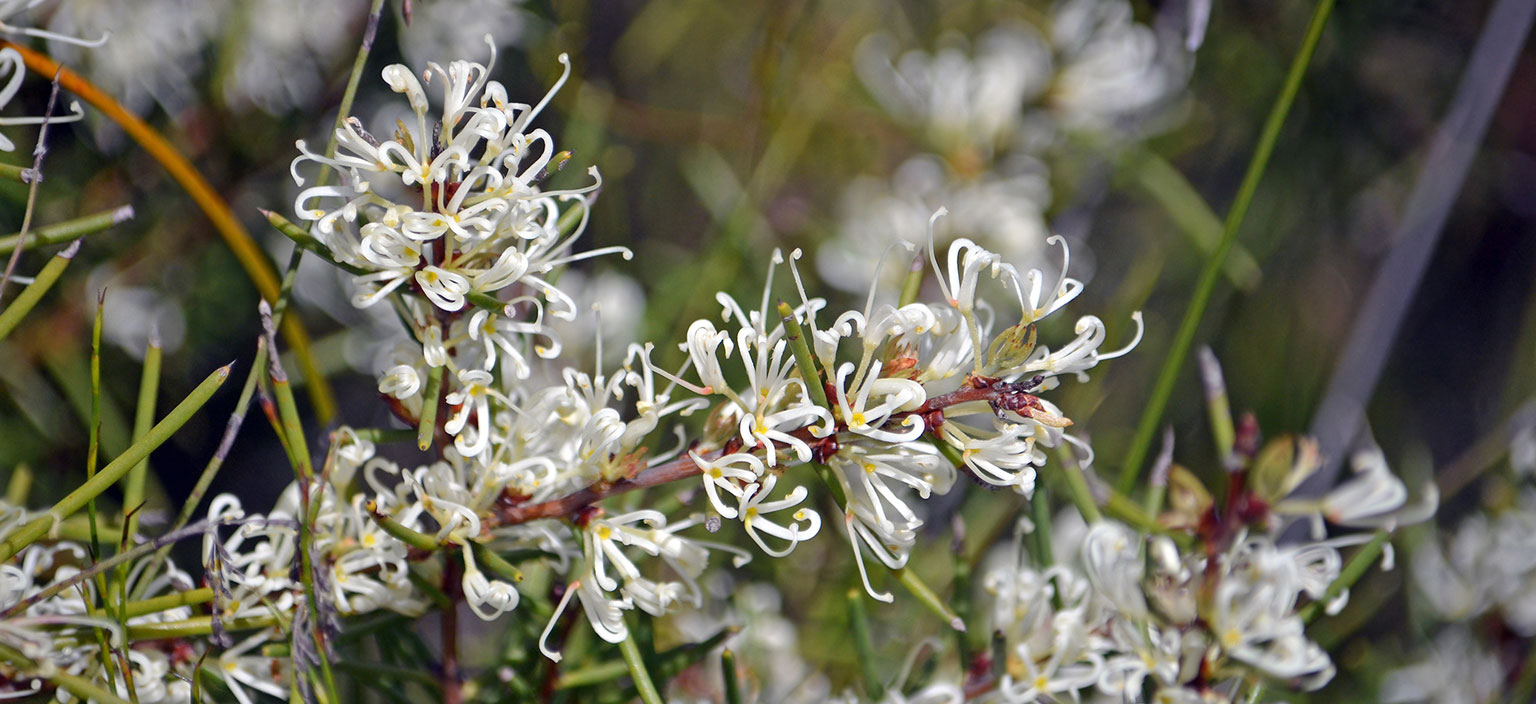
[1,40,337,423]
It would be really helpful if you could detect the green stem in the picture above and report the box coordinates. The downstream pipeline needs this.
[777,301,831,412]
[0,162,27,182]
[367,501,440,551]
[1141,426,1175,517]
[950,522,972,667]
[1118,0,1337,493]
[0,238,80,342]
[618,625,664,704]
[317,0,387,188]
[1030,486,1055,567]
[123,329,162,539]
[1060,453,1103,524]
[350,427,417,444]
[1121,149,1261,290]
[126,614,278,641]
[417,364,444,451]
[165,250,302,539]
[469,541,525,583]
[5,463,30,504]
[88,293,122,692]
[0,205,134,255]
[849,588,885,701]
[0,363,231,562]
[895,567,965,632]
[555,660,629,689]
[897,251,925,308]
[86,292,105,561]
[721,649,744,704]
[100,587,214,619]
[261,208,368,276]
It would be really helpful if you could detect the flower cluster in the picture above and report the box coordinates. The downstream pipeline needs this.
[0,37,1151,699]
[1383,453,1536,703]
[0,502,209,702]
[810,434,1429,703]
[0,25,1432,704]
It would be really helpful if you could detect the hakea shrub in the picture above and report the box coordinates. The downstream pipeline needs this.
[0,36,1433,704]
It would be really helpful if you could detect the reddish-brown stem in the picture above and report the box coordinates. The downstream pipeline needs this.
[485,376,1045,530]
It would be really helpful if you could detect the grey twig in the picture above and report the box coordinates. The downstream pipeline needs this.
[1303,0,1536,491]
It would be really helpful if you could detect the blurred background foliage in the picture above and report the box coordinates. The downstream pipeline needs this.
[0,0,1532,699]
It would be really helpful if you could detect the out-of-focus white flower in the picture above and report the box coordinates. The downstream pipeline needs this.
[855,26,1052,156]
[49,0,221,140]
[221,0,368,114]
[398,0,533,69]
[1410,489,1536,636]
[1380,626,1505,704]
[823,155,1051,294]
[1276,447,1437,539]
[1049,0,1189,133]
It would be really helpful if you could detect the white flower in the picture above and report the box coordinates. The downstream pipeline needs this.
[738,473,822,557]
[379,363,421,399]
[941,420,1044,494]
[1081,521,1148,618]
[218,631,291,704]
[444,368,505,457]
[690,451,762,519]
[853,27,1051,154]
[831,360,926,444]
[461,544,522,620]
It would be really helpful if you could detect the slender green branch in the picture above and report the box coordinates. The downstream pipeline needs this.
[100,587,215,620]
[86,291,105,562]
[555,660,629,689]
[1119,0,1337,493]
[470,541,525,583]
[0,239,81,342]
[950,518,973,666]
[123,329,162,540]
[317,0,388,188]
[895,567,965,632]
[1121,149,1261,290]
[897,251,925,308]
[0,162,28,182]
[849,588,885,701]
[618,625,664,704]
[777,301,831,412]
[0,205,134,255]
[418,364,444,451]
[126,614,278,641]
[721,649,744,704]
[1059,451,1103,524]
[366,500,440,551]
[5,463,31,504]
